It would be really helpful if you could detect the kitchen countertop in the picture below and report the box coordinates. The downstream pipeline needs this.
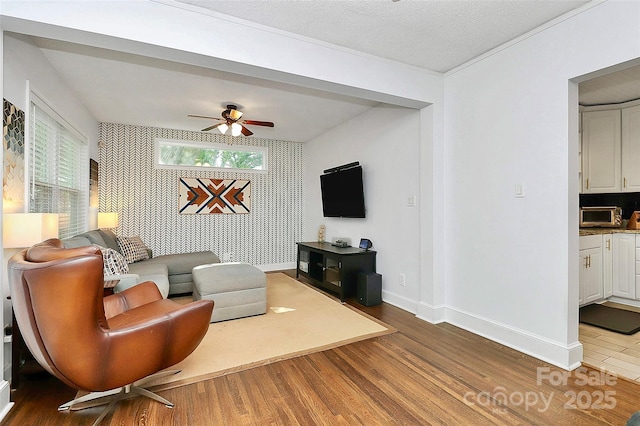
[580,227,640,236]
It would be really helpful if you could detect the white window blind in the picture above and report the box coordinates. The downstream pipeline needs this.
[29,100,88,239]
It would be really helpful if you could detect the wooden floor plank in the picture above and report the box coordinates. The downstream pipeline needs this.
[4,274,640,425]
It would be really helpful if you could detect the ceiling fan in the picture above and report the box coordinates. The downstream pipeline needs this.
[188,104,274,137]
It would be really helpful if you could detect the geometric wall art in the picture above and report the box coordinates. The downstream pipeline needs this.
[179,177,251,214]
[3,98,25,204]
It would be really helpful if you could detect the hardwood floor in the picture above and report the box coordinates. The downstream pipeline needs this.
[4,278,640,425]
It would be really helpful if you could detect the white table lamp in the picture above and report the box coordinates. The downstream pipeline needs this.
[98,212,118,229]
[3,213,59,248]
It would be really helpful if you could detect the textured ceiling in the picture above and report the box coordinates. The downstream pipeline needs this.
[177,0,589,73]
[33,35,377,143]
[21,0,636,144]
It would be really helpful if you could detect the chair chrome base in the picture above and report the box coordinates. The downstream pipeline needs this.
[58,369,180,426]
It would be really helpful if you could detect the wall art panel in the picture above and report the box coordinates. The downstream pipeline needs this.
[179,177,251,214]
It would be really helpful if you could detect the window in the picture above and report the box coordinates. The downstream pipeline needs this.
[29,95,88,239]
[155,139,268,172]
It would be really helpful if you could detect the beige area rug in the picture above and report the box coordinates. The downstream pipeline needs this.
[151,272,394,391]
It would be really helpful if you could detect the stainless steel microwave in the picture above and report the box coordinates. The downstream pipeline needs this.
[580,206,622,228]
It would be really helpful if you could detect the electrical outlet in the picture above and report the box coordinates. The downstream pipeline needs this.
[399,273,406,286]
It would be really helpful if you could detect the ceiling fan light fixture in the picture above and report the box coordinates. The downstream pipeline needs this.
[189,104,274,137]
[231,122,242,137]
[229,109,243,120]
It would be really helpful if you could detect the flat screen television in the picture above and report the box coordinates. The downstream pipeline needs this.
[320,164,366,218]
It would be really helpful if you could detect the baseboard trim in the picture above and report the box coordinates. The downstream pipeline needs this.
[258,262,296,272]
[381,290,418,315]
[416,300,447,324]
[0,380,14,422]
[444,306,583,370]
[281,269,582,369]
[385,296,583,370]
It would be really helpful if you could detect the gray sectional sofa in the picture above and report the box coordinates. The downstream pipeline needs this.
[62,229,220,297]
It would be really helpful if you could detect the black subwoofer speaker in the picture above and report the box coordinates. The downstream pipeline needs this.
[357,272,382,306]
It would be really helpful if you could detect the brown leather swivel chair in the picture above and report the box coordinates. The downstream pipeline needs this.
[8,239,214,425]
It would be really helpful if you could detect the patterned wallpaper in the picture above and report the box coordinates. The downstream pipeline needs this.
[98,123,303,267]
[3,99,25,205]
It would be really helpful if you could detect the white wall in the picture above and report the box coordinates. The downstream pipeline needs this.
[442,1,640,368]
[304,105,422,305]
[3,33,99,162]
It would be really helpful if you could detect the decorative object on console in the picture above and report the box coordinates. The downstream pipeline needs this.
[116,235,150,263]
[3,213,59,248]
[97,212,118,229]
[359,238,373,251]
[179,177,251,214]
[318,225,325,243]
[332,237,350,248]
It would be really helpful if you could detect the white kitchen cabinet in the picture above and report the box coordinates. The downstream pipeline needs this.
[579,235,604,305]
[613,234,636,298]
[582,110,621,193]
[622,105,640,192]
[602,234,613,298]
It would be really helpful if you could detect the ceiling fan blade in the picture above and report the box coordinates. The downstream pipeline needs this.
[188,114,222,120]
[201,123,223,132]
[240,125,253,136]
[242,120,274,127]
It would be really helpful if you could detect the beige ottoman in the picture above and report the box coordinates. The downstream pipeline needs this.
[192,262,267,322]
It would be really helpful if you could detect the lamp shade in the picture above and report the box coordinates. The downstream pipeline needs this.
[217,123,229,135]
[231,122,242,137]
[98,212,118,229]
[3,213,59,248]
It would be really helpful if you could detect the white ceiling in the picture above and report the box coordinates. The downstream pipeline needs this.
[177,0,589,73]
[22,0,635,143]
[32,35,379,143]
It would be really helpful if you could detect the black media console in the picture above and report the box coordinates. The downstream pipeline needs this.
[296,241,377,301]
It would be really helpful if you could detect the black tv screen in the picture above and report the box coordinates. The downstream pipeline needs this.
[320,165,366,218]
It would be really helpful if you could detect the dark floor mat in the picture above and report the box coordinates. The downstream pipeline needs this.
[579,304,640,335]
